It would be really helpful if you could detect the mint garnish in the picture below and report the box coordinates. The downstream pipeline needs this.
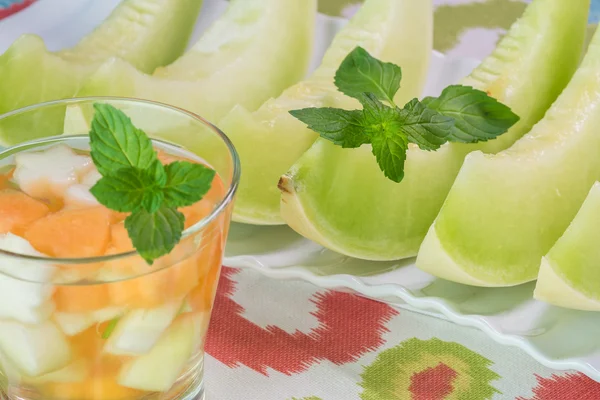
[89,104,215,264]
[290,46,519,183]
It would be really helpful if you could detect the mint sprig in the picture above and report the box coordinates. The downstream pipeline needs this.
[290,47,519,183]
[89,104,215,264]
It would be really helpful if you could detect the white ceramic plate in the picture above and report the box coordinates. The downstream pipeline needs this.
[3,0,598,384]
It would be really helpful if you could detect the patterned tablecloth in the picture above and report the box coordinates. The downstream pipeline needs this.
[2,0,600,399]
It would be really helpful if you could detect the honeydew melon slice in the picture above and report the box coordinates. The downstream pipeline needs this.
[104,299,183,356]
[118,312,206,392]
[0,233,55,324]
[417,22,600,287]
[0,320,71,377]
[22,359,89,384]
[54,306,125,336]
[77,0,317,123]
[0,0,203,145]
[534,182,600,310]
[220,0,434,224]
[280,0,589,259]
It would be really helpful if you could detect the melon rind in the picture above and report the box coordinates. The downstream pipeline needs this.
[418,14,600,287]
[77,0,317,124]
[534,182,600,310]
[223,0,434,225]
[0,0,203,145]
[281,0,589,260]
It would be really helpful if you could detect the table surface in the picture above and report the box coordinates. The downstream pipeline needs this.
[2,0,600,399]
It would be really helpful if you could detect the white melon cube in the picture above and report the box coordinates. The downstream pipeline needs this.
[0,320,72,376]
[55,306,125,336]
[81,168,101,186]
[63,184,99,207]
[22,359,89,384]
[104,299,183,356]
[0,234,55,324]
[118,313,203,392]
[13,144,93,200]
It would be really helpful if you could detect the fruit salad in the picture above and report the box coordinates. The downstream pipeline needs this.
[0,141,227,400]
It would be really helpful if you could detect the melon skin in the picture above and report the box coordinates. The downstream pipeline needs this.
[221,0,434,225]
[534,182,600,310]
[0,0,203,145]
[77,0,317,124]
[281,0,589,260]
[418,21,600,287]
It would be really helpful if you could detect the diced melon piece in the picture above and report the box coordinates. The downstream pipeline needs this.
[54,306,125,336]
[41,372,144,400]
[281,0,590,259]
[0,233,55,324]
[24,206,111,257]
[0,0,203,145]
[13,144,93,201]
[534,182,600,310]
[104,299,183,356]
[417,18,600,286]
[23,359,89,384]
[63,184,100,208]
[53,281,112,314]
[0,320,71,376]
[220,0,433,224]
[81,168,102,186]
[0,189,49,235]
[118,313,204,391]
[78,0,317,124]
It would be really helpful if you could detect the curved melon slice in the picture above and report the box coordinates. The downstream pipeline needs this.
[280,0,589,259]
[417,23,600,287]
[0,0,203,145]
[77,0,317,123]
[534,182,600,310]
[118,312,207,392]
[220,0,433,224]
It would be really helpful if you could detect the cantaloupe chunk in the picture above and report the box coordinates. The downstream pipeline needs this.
[24,206,111,258]
[0,189,49,235]
[41,372,144,400]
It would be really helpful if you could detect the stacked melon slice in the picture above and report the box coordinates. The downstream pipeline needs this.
[223,0,434,224]
[77,0,318,124]
[279,0,589,260]
[417,11,600,287]
[0,0,203,144]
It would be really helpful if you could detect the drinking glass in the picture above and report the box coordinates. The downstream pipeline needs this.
[0,98,240,400]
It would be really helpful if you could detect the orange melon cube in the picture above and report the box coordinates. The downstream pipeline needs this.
[24,206,111,258]
[0,189,50,235]
[54,283,112,313]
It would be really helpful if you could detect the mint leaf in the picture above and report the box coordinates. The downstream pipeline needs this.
[90,104,157,175]
[371,128,408,183]
[398,99,454,151]
[335,46,402,105]
[422,85,519,143]
[163,161,216,208]
[124,207,185,264]
[289,108,369,148]
[102,318,119,339]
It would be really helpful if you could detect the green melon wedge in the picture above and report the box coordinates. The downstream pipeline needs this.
[0,0,203,145]
[417,21,600,287]
[534,182,600,310]
[220,0,433,225]
[280,0,589,260]
[77,0,317,124]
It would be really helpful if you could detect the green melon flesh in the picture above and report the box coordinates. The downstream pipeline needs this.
[77,0,317,124]
[417,22,600,287]
[280,0,588,260]
[0,0,203,145]
[534,182,600,310]
[221,0,434,225]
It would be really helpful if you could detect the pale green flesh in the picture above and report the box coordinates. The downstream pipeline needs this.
[0,0,202,145]
[282,0,588,259]
[225,0,434,225]
[421,22,600,286]
[78,0,317,124]
[535,182,600,304]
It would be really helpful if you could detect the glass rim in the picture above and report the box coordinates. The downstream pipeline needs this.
[0,96,241,264]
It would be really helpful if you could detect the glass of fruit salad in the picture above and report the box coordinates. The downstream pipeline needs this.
[0,98,239,400]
